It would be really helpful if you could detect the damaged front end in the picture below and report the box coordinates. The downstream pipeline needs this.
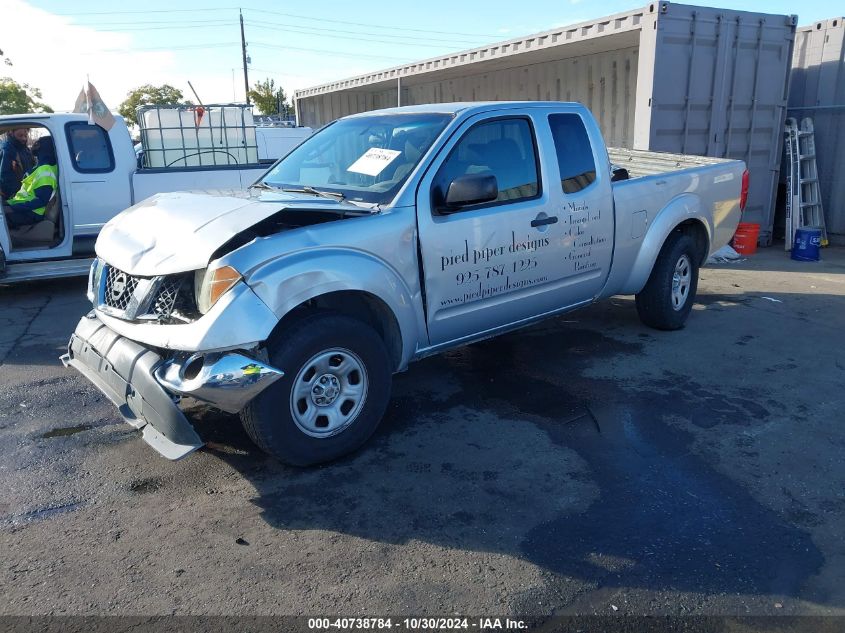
[65,252,285,460]
[154,351,283,414]
[62,314,283,460]
[64,191,376,459]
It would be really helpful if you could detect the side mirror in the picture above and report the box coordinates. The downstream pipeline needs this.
[443,174,498,211]
[611,165,629,182]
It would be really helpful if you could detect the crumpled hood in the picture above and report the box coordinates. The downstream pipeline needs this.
[96,190,343,276]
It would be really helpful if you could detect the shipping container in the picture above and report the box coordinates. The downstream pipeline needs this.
[295,1,796,245]
[788,17,845,243]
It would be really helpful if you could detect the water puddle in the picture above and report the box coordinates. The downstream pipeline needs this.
[129,477,162,494]
[41,424,92,438]
[3,501,83,527]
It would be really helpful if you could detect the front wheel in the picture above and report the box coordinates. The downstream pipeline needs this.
[635,231,699,330]
[240,312,392,466]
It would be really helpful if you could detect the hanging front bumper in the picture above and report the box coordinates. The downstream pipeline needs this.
[153,351,283,414]
[62,314,285,460]
[61,314,203,459]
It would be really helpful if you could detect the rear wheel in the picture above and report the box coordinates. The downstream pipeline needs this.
[635,231,699,330]
[241,312,392,466]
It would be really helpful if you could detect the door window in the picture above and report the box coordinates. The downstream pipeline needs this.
[548,113,596,194]
[65,122,115,173]
[432,117,540,211]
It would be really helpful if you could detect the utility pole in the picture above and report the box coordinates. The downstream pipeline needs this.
[240,10,250,105]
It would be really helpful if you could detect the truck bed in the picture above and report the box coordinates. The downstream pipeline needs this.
[132,166,267,203]
[608,147,735,178]
[608,147,745,279]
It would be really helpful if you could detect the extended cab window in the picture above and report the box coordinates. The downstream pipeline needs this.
[548,113,596,193]
[65,122,115,173]
[433,117,539,210]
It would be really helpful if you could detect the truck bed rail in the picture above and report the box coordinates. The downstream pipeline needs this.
[608,147,734,178]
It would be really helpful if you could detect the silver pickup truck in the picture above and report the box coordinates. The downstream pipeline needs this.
[63,102,747,464]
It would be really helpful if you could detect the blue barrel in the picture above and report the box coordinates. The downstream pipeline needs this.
[792,227,822,261]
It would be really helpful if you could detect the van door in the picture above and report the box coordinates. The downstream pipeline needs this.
[64,122,131,244]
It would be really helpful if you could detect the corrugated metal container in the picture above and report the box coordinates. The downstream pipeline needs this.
[788,17,845,242]
[295,1,796,244]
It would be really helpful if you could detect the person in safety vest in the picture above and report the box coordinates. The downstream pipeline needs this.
[0,128,34,202]
[3,136,57,229]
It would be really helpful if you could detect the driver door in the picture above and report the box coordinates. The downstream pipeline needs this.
[416,113,571,346]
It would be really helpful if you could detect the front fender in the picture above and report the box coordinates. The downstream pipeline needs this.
[618,194,712,295]
[247,248,424,368]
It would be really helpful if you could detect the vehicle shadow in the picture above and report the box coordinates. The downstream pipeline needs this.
[193,292,836,606]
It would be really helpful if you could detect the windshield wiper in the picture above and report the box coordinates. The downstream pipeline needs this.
[250,181,277,190]
[281,186,345,201]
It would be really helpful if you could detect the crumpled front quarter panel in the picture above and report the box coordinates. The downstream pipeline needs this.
[228,208,426,367]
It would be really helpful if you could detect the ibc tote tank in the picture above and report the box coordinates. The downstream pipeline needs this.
[139,105,259,168]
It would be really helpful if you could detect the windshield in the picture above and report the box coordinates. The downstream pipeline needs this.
[261,113,453,205]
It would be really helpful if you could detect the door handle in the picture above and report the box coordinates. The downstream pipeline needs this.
[531,215,558,228]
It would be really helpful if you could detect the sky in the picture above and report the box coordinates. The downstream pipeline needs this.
[4,0,843,113]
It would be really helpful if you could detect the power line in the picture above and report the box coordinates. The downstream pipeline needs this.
[246,8,501,38]
[62,18,233,26]
[241,19,487,45]
[52,6,500,38]
[92,42,240,53]
[53,8,236,15]
[89,20,487,50]
[96,24,235,32]
[251,42,411,62]
[248,67,328,80]
[243,21,484,48]
[89,39,411,61]
[65,17,491,49]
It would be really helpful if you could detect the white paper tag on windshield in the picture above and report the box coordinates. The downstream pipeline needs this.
[347,148,402,176]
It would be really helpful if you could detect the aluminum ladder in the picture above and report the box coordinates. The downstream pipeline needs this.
[784,117,828,249]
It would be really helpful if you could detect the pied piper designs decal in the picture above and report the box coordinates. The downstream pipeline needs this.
[438,200,606,307]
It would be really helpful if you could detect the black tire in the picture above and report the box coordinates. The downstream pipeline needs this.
[635,231,699,331]
[241,312,392,466]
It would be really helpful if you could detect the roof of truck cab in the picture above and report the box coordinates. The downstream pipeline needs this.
[344,101,583,118]
[0,113,58,122]
[0,113,126,125]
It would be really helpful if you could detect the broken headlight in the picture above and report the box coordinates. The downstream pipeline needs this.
[87,257,104,304]
[194,265,241,314]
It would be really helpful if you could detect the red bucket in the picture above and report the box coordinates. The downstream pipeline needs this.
[731,222,760,255]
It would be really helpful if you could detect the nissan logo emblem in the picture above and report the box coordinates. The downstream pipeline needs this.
[111,273,128,301]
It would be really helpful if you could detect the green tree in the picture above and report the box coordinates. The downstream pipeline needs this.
[118,84,188,126]
[0,77,53,114]
[248,78,288,116]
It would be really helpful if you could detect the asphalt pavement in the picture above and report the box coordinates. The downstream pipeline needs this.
[1,247,844,618]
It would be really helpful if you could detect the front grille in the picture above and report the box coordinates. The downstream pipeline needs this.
[104,266,140,310]
[99,266,197,323]
[152,276,187,322]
